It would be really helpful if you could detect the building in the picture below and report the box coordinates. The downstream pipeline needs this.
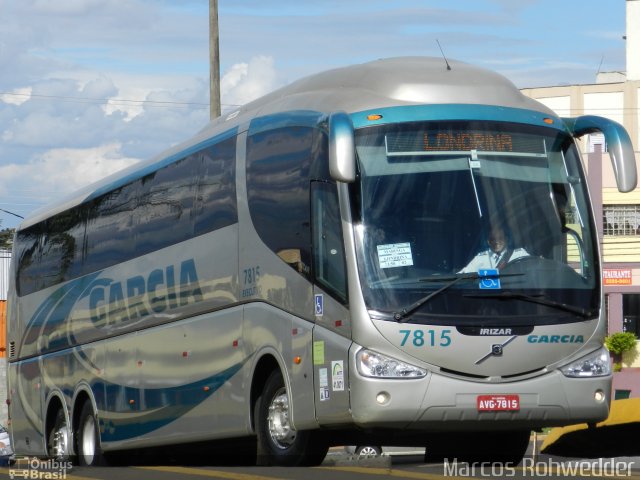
[521,0,640,398]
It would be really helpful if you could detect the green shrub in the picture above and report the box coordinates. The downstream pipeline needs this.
[604,332,638,355]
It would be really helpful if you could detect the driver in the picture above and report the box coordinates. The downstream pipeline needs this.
[459,223,529,273]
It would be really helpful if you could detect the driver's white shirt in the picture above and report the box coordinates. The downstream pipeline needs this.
[458,247,529,273]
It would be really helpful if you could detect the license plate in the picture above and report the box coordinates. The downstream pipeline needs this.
[477,394,520,411]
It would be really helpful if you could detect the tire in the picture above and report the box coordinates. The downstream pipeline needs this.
[355,445,382,458]
[255,370,328,466]
[76,402,107,466]
[48,409,71,461]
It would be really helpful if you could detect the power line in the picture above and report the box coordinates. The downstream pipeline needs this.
[5,89,640,114]
[0,91,241,109]
[0,208,24,219]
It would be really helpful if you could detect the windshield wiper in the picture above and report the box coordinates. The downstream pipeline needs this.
[392,272,483,322]
[463,291,595,318]
[393,270,524,322]
[391,272,525,322]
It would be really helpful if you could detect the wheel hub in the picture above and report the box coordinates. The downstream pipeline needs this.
[81,416,96,464]
[267,388,296,448]
[52,426,69,460]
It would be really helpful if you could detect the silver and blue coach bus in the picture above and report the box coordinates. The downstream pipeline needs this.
[6,57,637,466]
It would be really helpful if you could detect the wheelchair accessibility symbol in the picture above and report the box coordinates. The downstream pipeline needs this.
[315,294,324,316]
[479,269,501,289]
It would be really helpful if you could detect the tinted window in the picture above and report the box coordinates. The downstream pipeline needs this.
[16,134,237,296]
[194,136,237,235]
[43,208,87,283]
[84,182,137,273]
[135,157,199,255]
[15,227,40,296]
[247,126,317,277]
[16,209,86,295]
[312,181,347,301]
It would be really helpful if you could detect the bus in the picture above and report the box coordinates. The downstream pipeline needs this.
[6,57,637,467]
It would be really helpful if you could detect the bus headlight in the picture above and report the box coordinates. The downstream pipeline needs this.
[356,349,427,378]
[560,347,612,378]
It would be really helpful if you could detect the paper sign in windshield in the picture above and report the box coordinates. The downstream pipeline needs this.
[377,243,414,269]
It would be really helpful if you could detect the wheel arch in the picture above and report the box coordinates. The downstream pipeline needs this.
[71,385,96,440]
[44,392,68,441]
[249,351,283,431]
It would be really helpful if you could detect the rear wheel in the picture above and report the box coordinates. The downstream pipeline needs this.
[48,410,71,461]
[255,370,328,466]
[76,402,107,466]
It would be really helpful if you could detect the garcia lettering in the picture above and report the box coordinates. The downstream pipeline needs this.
[90,259,203,326]
[527,334,584,344]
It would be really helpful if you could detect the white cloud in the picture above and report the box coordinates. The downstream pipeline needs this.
[221,56,283,110]
[41,143,138,188]
[0,87,32,106]
[0,143,139,201]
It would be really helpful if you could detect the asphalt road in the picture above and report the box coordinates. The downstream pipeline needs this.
[2,449,639,480]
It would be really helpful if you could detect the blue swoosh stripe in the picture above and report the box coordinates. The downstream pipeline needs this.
[97,359,247,442]
[22,273,103,353]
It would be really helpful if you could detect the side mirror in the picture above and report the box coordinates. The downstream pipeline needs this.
[563,115,637,192]
[328,111,356,183]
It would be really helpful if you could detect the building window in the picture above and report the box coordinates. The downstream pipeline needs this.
[603,205,640,236]
[587,133,608,153]
[564,206,578,224]
[623,294,640,339]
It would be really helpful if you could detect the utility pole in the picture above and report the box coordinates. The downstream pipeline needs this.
[209,0,221,119]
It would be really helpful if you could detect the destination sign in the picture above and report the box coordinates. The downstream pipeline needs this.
[424,132,513,152]
[386,128,546,155]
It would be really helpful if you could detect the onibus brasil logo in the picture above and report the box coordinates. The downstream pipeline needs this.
[9,457,72,479]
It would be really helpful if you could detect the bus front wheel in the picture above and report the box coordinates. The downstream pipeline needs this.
[76,402,106,466]
[255,370,328,466]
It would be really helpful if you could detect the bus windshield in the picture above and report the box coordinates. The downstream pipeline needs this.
[353,120,599,326]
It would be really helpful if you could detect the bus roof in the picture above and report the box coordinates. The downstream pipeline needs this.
[19,57,556,230]
[208,56,553,125]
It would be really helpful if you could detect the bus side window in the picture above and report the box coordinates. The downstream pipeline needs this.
[194,135,238,235]
[246,126,313,278]
[311,181,347,302]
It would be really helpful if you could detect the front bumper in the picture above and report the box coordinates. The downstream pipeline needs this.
[349,367,611,431]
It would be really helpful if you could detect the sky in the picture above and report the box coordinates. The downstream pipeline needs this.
[0,0,629,229]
